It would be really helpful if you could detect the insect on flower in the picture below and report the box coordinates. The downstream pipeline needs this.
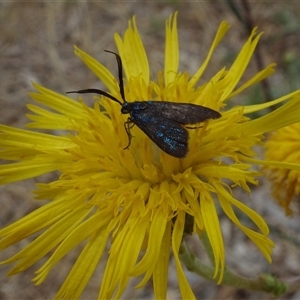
[67,50,221,158]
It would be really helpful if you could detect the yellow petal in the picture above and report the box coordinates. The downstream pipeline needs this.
[73,46,117,94]
[229,63,276,99]
[30,83,83,117]
[26,104,72,129]
[164,12,179,85]
[172,210,196,299]
[131,207,167,287]
[236,94,300,135]
[55,225,110,299]
[221,28,263,101]
[153,221,171,299]
[200,191,225,282]
[114,16,149,84]
[99,216,148,299]
[0,158,59,184]
[190,21,231,87]
[33,209,111,283]
[6,206,91,276]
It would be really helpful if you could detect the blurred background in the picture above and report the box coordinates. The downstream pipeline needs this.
[0,1,300,299]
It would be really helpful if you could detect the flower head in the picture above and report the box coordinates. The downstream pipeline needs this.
[1,12,300,299]
[263,123,300,215]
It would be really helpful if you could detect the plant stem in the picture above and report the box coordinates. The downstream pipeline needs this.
[179,240,287,296]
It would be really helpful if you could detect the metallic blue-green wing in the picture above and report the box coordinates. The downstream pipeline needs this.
[130,109,188,158]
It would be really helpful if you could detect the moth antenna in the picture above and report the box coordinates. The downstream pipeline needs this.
[104,50,126,103]
[66,88,122,106]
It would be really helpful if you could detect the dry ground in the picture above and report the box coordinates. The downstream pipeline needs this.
[0,2,300,299]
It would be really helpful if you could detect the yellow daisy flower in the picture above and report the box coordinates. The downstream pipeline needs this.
[263,123,300,215]
[1,12,300,299]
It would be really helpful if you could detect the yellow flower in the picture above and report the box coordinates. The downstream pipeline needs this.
[263,123,300,215]
[1,12,300,299]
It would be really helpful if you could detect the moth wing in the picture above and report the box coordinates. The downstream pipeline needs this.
[131,109,188,158]
[148,101,221,125]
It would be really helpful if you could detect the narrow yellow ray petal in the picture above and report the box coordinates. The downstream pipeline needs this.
[73,46,117,94]
[0,125,72,150]
[243,90,300,114]
[6,206,90,276]
[172,211,196,300]
[241,155,300,172]
[114,16,149,84]
[153,221,171,299]
[190,21,231,87]
[200,191,225,282]
[131,207,167,276]
[131,207,167,288]
[34,210,112,285]
[30,83,83,117]
[236,95,300,136]
[0,159,59,184]
[229,63,276,99]
[0,199,71,249]
[221,30,263,101]
[99,216,148,299]
[26,104,72,129]
[55,226,110,299]
[164,12,179,86]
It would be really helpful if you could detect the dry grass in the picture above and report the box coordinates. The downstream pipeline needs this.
[0,2,300,299]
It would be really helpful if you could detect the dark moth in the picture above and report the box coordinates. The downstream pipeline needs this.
[67,50,221,158]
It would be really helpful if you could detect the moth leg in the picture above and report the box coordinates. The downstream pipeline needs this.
[123,118,135,150]
[186,125,203,130]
